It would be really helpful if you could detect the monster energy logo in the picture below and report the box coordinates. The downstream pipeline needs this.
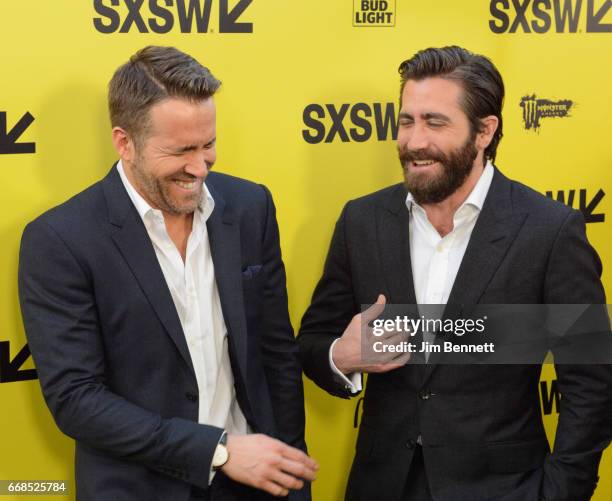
[520,95,574,131]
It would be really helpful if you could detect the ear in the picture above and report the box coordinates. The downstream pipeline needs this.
[475,115,499,153]
[111,127,136,163]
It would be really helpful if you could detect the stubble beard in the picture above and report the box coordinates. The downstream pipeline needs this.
[131,154,203,215]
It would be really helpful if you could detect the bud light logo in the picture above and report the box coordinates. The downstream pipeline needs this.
[353,0,396,27]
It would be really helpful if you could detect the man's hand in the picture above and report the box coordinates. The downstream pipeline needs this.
[222,434,318,497]
[333,294,411,375]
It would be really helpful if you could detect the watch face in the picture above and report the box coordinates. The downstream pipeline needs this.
[213,444,229,469]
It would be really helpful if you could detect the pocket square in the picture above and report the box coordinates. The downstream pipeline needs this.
[242,264,263,279]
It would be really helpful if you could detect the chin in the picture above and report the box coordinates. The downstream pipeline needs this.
[175,202,199,214]
[405,169,440,188]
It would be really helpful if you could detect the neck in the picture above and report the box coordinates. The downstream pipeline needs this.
[164,211,194,263]
[421,160,486,237]
[122,159,194,260]
[163,209,193,227]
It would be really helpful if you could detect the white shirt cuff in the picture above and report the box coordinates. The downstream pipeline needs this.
[329,338,362,393]
[208,431,227,485]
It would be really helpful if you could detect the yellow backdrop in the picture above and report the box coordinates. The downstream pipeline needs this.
[1,1,610,499]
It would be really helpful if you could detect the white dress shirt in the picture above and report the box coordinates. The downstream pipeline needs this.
[330,161,495,392]
[117,161,248,436]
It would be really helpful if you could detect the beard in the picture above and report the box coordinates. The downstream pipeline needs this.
[130,155,203,215]
[398,132,478,205]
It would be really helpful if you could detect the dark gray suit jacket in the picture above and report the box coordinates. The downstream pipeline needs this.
[298,168,612,501]
[19,165,308,501]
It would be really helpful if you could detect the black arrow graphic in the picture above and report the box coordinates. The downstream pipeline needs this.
[587,0,612,32]
[580,188,605,223]
[545,189,576,207]
[219,0,253,33]
[0,111,36,154]
[0,341,38,383]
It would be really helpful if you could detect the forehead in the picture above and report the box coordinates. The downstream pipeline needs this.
[147,97,216,140]
[401,77,465,117]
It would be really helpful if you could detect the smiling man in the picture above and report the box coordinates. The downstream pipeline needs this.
[298,46,612,501]
[19,46,316,501]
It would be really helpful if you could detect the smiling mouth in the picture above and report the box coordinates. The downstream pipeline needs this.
[174,179,200,190]
[412,160,437,167]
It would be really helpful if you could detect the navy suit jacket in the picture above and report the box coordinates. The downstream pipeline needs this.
[298,168,612,501]
[19,165,308,501]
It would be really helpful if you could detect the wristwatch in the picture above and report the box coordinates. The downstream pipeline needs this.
[212,432,229,471]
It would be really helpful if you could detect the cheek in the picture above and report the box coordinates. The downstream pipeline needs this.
[396,128,411,148]
[437,132,465,151]
[151,158,185,180]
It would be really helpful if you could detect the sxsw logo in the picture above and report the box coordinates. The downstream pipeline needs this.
[302,102,398,144]
[93,0,253,34]
[353,0,396,27]
[540,380,560,415]
[520,94,573,131]
[489,0,612,33]
[545,188,605,223]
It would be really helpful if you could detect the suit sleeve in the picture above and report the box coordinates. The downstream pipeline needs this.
[297,203,360,399]
[256,185,311,501]
[18,219,223,490]
[541,209,612,501]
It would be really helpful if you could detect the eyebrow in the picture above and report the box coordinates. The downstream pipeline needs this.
[399,112,452,122]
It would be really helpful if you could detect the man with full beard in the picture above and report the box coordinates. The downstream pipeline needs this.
[298,46,612,501]
[19,46,317,501]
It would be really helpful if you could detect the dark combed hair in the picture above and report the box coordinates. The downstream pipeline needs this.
[108,45,221,144]
[398,46,504,162]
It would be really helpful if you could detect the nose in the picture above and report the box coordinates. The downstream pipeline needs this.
[185,148,216,178]
[404,122,430,152]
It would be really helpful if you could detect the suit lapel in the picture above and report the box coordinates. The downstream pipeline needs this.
[376,186,423,377]
[205,181,248,380]
[102,166,196,378]
[376,185,418,306]
[421,168,528,384]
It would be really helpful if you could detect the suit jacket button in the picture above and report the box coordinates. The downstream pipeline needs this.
[419,389,432,400]
[185,392,198,402]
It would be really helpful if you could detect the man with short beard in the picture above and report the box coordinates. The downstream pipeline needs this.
[298,46,612,501]
[18,46,316,501]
